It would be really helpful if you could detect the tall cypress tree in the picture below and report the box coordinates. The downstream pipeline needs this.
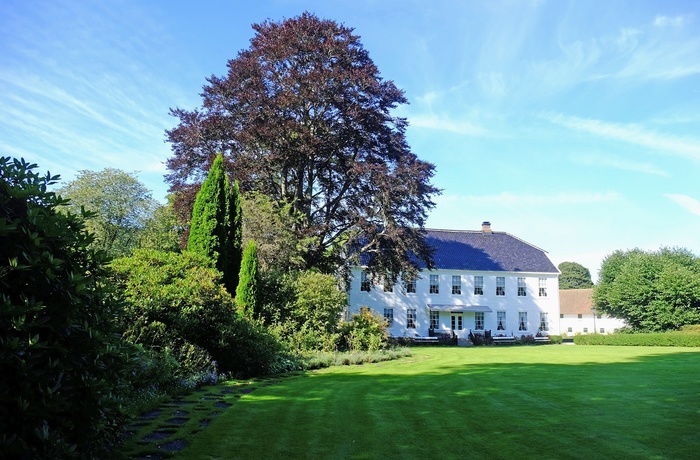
[225,180,242,295]
[188,153,241,294]
[236,240,258,318]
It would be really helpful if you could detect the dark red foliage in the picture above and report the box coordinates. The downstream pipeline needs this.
[165,12,439,280]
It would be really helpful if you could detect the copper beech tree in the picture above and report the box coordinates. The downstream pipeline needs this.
[166,12,438,282]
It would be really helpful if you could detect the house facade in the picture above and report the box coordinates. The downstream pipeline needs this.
[559,288,626,335]
[347,222,561,339]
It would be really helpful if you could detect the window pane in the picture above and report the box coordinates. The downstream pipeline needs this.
[518,311,527,331]
[497,311,506,330]
[430,275,439,294]
[430,311,439,329]
[474,276,484,295]
[496,277,505,296]
[451,275,461,295]
[360,271,370,292]
[517,277,526,296]
[475,312,484,330]
[406,278,416,293]
[407,309,416,329]
[384,308,394,327]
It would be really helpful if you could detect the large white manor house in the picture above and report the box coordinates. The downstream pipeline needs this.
[347,222,561,339]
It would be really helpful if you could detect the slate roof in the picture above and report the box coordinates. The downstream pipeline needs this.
[423,228,558,273]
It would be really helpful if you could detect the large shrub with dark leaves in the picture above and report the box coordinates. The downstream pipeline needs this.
[0,157,131,458]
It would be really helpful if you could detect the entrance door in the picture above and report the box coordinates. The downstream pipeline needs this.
[451,313,464,335]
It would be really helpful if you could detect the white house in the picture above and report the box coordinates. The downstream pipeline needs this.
[347,222,561,340]
[559,288,626,335]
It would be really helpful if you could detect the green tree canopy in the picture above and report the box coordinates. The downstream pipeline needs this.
[188,153,242,294]
[241,191,308,273]
[166,12,438,283]
[57,168,157,258]
[593,247,700,331]
[139,194,183,252]
[558,261,594,289]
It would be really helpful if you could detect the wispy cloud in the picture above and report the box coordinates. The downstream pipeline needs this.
[572,154,670,177]
[437,191,623,207]
[408,113,488,136]
[654,15,689,28]
[665,194,700,216]
[547,114,700,162]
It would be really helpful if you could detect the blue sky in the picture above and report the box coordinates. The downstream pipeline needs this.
[2,0,699,279]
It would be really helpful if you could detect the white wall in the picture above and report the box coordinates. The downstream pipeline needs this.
[348,268,560,338]
[559,314,626,335]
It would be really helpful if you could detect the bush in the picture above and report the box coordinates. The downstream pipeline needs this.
[262,270,347,353]
[338,307,389,351]
[0,157,132,458]
[111,249,282,378]
[574,332,700,347]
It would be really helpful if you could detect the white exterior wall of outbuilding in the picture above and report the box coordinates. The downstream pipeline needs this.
[559,314,626,336]
[347,268,560,338]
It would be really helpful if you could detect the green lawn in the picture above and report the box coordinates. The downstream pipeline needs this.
[175,346,700,459]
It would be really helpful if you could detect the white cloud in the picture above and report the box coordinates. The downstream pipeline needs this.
[547,114,700,162]
[654,15,688,28]
[408,113,488,136]
[665,194,700,216]
[437,191,623,207]
[572,154,670,177]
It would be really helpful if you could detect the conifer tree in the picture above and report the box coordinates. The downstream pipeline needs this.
[236,240,258,318]
[188,153,241,293]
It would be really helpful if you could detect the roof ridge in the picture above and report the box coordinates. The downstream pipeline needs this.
[425,228,548,254]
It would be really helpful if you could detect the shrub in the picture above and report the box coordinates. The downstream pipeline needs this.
[0,157,132,458]
[338,307,389,351]
[574,332,700,347]
[111,249,282,377]
[263,270,347,353]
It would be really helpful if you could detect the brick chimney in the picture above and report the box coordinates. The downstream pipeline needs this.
[482,221,492,233]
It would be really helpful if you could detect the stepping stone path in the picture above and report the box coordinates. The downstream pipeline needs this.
[118,377,286,458]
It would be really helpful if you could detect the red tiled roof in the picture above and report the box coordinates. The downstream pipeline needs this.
[559,288,594,315]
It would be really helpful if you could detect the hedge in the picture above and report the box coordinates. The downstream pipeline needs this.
[573,332,700,347]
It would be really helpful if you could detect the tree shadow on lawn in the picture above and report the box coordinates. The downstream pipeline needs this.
[179,348,700,460]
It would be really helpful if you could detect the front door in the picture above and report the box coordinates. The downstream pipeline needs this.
[451,313,464,336]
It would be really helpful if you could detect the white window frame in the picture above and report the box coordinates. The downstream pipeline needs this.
[517,277,527,297]
[496,277,505,296]
[407,309,417,329]
[451,275,461,295]
[497,311,506,331]
[429,275,439,294]
[406,278,417,294]
[474,276,484,295]
[518,311,527,331]
[475,312,484,330]
[360,271,370,292]
[430,310,439,329]
[539,278,547,297]
[384,308,394,327]
[539,312,549,332]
